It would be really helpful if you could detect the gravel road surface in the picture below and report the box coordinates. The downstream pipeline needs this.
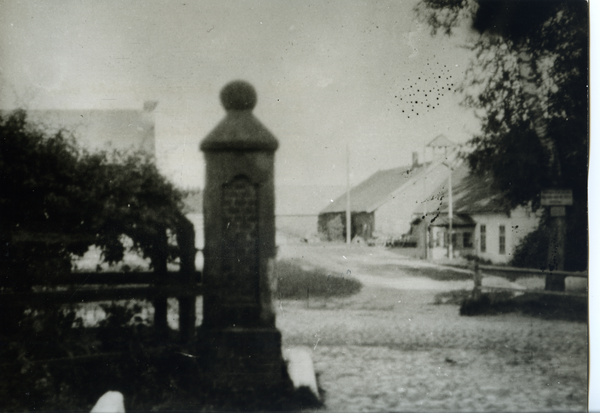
[276,243,588,412]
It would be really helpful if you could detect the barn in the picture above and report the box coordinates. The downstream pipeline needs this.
[318,142,460,243]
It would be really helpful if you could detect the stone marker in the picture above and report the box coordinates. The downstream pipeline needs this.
[199,80,283,385]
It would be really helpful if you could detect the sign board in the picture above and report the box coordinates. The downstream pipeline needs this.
[550,206,566,217]
[541,189,573,206]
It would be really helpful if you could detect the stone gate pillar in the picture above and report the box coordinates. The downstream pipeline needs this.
[199,80,282,384]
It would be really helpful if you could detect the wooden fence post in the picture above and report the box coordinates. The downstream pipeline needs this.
[545,215,567,291]
[472,261,482,299]
[153,227,169,331]
[177,215,197,345]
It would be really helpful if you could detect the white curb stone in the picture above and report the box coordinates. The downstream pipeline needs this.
[90,391,125,413]
[283,346,319,398]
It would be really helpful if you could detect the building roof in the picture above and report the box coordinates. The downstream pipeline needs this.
[320,163,429,214]
[22,103,157,155]
[418,162,508,217]
[427,134,456,148]
[428,213,476,227]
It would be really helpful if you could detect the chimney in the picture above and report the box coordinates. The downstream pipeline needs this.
[143,101,158,112]
[412,151,421,169]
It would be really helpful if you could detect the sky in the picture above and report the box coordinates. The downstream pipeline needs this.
[0,0,481,189]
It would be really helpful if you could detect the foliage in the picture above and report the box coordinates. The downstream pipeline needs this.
[417,0,588,209]
[416,0,588,269]
[462,253,492,265]
[510,203,588,271]
[0,109,187,291]
[274,259,362,299]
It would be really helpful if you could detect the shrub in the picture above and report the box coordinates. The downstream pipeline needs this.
[459,292,587,321]
[510,205,588,271]
[463,253,492,265]
[0,109,187,293]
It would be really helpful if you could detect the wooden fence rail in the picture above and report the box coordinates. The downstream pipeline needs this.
[477,264,588,279]
[1,217,202,345]
[23,270,202,286]
[0,282,203,307]
[470,262,587,298]
[0,270,203,342]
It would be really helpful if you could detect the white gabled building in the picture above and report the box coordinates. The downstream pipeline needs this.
[411,162,541,263]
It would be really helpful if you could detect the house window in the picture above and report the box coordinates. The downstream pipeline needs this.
[480,225,487,253]
[499,225,506,255]
[436,230,442,247]
[451,232,457,248]
[463,232,473,248]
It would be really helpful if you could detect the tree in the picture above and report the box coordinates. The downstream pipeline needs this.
[0,110,189,293]
[416,0,588,275]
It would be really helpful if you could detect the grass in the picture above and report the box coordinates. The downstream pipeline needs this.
[274,259,362,299]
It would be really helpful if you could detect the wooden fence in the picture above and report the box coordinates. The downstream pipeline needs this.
[1,217,203,345]
[0,270,203,339]
[470,262,588,298]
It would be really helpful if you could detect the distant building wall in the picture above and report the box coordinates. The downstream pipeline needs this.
[473,207,539,264]
[429,224,476,260]
[352,212,374,240]
[317,211,374,241]
[23,102,157,156]
[409,205,539,263]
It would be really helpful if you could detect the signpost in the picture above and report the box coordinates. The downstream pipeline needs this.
[541,189,573,206]
[540,189,571,291]
[550,206,566,217]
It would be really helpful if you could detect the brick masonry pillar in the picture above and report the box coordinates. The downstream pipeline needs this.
[198,80,283,385]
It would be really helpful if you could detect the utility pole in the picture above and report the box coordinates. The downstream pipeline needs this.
[426,136,456,260]
[346,142,351,244]
[443,146,454,261]
[423,168,429,260]
[448,166,453,260]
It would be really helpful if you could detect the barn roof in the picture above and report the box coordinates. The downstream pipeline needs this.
[428,213,476,227]
[320,163,429,214]
[419,162,508,216]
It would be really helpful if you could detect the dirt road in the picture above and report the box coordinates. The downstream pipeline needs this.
[275,242,588,412]
[278,242,534,292]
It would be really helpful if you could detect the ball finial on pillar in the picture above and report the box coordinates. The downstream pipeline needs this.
[220,80,257,111]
